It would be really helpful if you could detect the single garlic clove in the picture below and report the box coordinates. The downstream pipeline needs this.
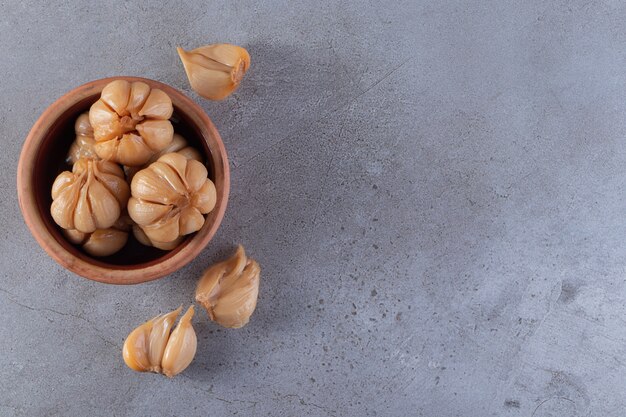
[135,120,174,152]
[63,229,88,245]
[82,228,129,257]
[67,136,98,165]
[51,171,77,200]
[138,89,173,120]
[127,81,151,117]
[132,224,152,247]
[128,197,172,226]
[192,44,251,71]
[148,307,182,372]
[89,100,121,142]
[88,180,121,230]
[177,44,250,100]
[211,260,260,328]
[156,153,188,180]
[73,178,97,233]
[161,306,197,378]
[142,212,181,243]
[94,172,130,208]
[185,159,209,193]
[131,166,182,205]
[114,133,154,166]
[93,139,119,162]
[179,207,205,235]
[133,225,183,250]
[122,318,153,372]
[192,180,217,214]
[75,112,94,137]
[148,160,187,195]
[101,80,131,116]
[195,246,261,328]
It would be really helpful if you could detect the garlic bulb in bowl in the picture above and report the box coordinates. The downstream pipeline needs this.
[128,153,217,247]
[89,80,175,166]
[51,159,130,233]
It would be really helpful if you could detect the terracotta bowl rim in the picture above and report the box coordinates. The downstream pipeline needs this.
[17,76,230,285]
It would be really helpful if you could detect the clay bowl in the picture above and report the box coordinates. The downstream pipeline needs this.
[17,77,229,284]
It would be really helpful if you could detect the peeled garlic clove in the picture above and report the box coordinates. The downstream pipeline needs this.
[161,306,197,378]
[177,44,250,100]
[195,246,261,328]
[122,318,153,372]
[148,307,182,372]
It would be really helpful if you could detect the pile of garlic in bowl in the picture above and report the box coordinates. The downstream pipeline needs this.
[51,79,217,257]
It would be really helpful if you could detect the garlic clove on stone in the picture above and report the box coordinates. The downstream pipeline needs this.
[195,246,261,329]
[177,44,250,100]
[122,318,153,373]
[161,306,197,378]
[148,307,182,372]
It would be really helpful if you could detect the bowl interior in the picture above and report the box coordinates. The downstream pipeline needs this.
[35,95,215,268]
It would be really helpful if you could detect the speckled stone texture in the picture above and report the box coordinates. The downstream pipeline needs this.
[2,1,626,416]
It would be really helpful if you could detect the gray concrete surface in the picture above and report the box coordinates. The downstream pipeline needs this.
[1,0,626,416]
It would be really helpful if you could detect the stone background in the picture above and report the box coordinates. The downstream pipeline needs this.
[2,1,626,415]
